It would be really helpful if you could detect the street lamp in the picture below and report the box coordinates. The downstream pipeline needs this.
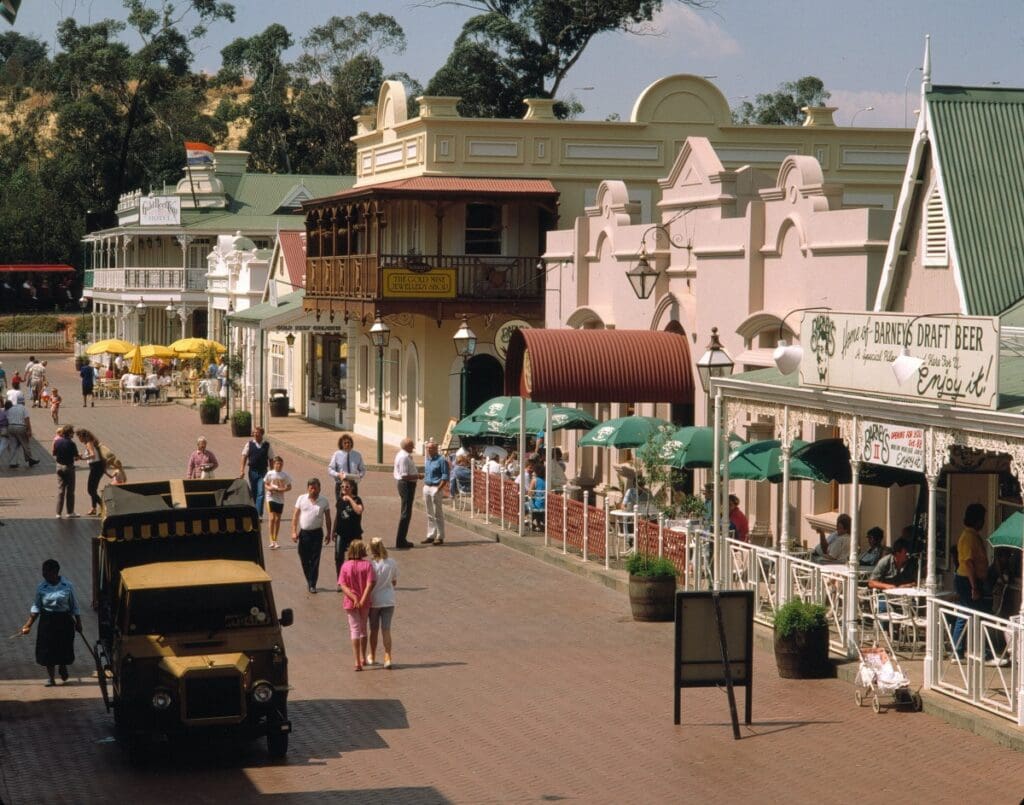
[626,222,690,300]
[453,315,477,418]
[134,297,146,343]
[369,312,391,464]
[850,106,874,126]
[695,327,735,415]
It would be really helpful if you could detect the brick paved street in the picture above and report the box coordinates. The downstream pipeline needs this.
[1,354,1022,804]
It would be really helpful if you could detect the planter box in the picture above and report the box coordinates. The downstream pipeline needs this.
[628,574,676,622]
[773,625,830,678]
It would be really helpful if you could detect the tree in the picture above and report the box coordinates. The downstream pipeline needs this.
[0,31,49,101]
[424,0,713,119]
[732,76,831,126]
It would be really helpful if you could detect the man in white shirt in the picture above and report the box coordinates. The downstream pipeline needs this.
[393,438,421,549]
[291,478,332,593]
[4,400,39,468]
[483,451,503,474]
[812,513,852,563]
[6,382,24,406]
[327,433,366,500]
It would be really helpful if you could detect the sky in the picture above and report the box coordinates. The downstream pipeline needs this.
[10,0,1024,127]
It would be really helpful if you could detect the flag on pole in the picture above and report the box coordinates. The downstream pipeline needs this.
[185,141,214,166]
[1,0,21,25]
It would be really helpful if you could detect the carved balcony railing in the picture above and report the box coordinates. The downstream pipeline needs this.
[90,267,209,292]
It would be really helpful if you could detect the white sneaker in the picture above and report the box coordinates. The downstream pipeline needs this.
[55,514,62,519]
[985,657,1010,667]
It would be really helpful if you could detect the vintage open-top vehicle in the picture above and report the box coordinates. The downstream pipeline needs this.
[92,479,292,761]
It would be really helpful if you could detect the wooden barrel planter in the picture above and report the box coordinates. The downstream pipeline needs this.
[199,402,221,425]
[628,575,677,622]
[773,624,830,678]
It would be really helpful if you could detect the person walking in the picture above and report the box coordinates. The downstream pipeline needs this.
[6,397,39,469]
[951,502,989,658]
[420,438,449,545]
[20,559,83,686]
[75,428,106,516]
[239,426,273,519]
[52,425,81,518]
[338,539,375,672]
[186,436,219,479]
[291,478,331,593]
[332,478,364,587]
[263,456,292,550]
[393,438,421,550]
[327,433,366,502]
[79,360,95,408]
[27,358,45,408]
[49,387,62,425]
[367,538,398,669]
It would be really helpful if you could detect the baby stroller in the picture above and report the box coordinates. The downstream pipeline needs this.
[854,630,922,714]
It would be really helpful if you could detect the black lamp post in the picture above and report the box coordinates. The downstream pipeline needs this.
[453,315,477,419]
[626,222,691,300]
[369,312,391,464]
[695,327,734,424]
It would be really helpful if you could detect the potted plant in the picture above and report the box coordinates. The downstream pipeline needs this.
[678,493,706,524]
[231,409,253,437]
[199,395,221,425]
[626,553,678,622]
[773,599,830,678]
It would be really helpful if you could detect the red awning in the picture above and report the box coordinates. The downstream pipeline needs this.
[310,176,558,205]
[504,328,694,404]
[0,264,75,273]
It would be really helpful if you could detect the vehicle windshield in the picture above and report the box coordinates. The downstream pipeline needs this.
[126,583,271,635]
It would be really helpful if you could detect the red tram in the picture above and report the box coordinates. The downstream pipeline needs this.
[0,264,79,312]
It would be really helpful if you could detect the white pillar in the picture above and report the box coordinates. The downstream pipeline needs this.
[924,467,939,688]
[720,401,731,589]
[544,403,552,544]
[518,397,527,538]
[712,389,722,591]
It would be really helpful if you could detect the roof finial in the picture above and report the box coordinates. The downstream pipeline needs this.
[922,34,931,94]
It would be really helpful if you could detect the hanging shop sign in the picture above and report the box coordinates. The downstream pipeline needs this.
[860,421,924,472]
[382,267,457,298]
[495,319,531,360]
[139,195,181,226]
[798,311,999,410]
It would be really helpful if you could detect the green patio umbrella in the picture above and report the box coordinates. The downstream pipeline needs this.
[792,438,924,487]
[989,512,1024,550]
[451,416,509,438]
[466,395,540,422]
[659,426,746,469]
[502,405,599,436]
[727,439,830,483]
[578,416,672,449]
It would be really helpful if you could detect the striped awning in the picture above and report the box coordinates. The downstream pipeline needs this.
[504,328,694,404]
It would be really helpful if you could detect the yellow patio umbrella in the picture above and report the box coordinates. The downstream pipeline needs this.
[85,338,133,356]
[124,344,175,360]
[127,346,145,375]
[169,337,226,355]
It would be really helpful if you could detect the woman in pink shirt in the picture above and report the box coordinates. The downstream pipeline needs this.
[339,540,375,671]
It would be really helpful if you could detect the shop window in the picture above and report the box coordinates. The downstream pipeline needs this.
[388,348,401,413]
[312,336,347,403]
[270,343,285,390]
[465,203,503,255]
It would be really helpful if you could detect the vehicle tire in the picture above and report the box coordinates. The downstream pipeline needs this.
[912,692,923,712]
[854,690,863,707]
[266,696,289,759]
[871,695,881,714]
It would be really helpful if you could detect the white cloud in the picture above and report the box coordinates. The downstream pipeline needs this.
[648,5,741,58]
[827,89,917,128]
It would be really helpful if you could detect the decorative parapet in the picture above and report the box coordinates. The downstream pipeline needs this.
[524,99,557,120]
[802,106,838,127]
[417,96,461,118]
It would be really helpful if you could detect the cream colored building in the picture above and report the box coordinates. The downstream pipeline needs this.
[304,75,913,452]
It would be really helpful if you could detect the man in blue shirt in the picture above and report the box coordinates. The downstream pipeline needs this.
[420,438,450,545]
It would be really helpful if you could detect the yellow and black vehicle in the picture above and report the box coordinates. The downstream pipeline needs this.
[92,479,292,761]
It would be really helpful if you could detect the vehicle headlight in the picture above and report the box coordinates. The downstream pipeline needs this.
[151,690,173,710]
[252,681,274,704]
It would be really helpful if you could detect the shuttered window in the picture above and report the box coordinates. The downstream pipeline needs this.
[924,185,948,267]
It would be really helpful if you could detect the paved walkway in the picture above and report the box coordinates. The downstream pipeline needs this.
[1,353,1022,804]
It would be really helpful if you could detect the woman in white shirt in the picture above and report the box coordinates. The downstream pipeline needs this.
[367,537,398,669]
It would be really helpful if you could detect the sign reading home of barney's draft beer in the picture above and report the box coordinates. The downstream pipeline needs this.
[139,195,181,225]
[860,421,924,472]
[798,311,1000,410]
[382,267,456,298]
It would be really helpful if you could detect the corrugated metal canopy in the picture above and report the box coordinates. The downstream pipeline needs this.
[309,176,558,206]
[504,328,694,403]
[0,264,75,273]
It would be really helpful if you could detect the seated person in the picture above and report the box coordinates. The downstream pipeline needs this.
[546,449,568,490]
[811,513,851,563]
[858,526,887,567]
[528,462,546,530]
[483,450,503,474]
[867,538,918,590]
[452,454,472,496]
[728,494,749,542]
[143,373,160,403]
[621,476,655,518]
[120,371,142,403]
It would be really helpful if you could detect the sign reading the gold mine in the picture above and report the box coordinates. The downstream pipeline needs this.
[798,311,999,409]
[382,267,457,298]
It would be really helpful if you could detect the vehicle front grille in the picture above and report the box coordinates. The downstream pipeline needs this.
[184,674,243,721]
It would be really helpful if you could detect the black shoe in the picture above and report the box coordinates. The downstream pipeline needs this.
[420,537,435,544]
[308,585,317,594]
[58,665,68,682]
[395,542,413,550]
[27,458,40,467]
[8,464,17,469]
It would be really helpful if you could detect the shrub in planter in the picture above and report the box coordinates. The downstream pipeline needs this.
[773,599,830,678]
[626,554,678,622]
[199,395,221,425]
[231,409,253,437]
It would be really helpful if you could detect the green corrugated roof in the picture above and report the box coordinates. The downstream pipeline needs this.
[228,290,304,324]
[929,86,1024,316]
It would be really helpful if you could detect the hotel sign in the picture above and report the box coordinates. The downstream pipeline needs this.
[860,421,924,472]
[382,267,457,298]
[798,311,999,410]
[140,195,181,225]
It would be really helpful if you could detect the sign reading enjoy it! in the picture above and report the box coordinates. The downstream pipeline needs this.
[798,311,1000,410]
[860,421,924,472]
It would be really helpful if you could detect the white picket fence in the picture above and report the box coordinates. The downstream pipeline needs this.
[0,332,70,352]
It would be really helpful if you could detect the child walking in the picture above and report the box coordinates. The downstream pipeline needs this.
[263,456,293,550]
[368,538,398,669]
[49,388,62,425]
[338,540,375,671]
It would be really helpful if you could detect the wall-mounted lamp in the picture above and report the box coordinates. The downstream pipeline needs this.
[891,312,959,385]
[135,297,147,317]
[627,223,689,300]
[285,332,296,348]
[772,307,832,375]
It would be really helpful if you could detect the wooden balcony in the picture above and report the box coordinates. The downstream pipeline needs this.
[304,253,544,319]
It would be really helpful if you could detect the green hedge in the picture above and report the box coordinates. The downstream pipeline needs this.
[0,314,69,333]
